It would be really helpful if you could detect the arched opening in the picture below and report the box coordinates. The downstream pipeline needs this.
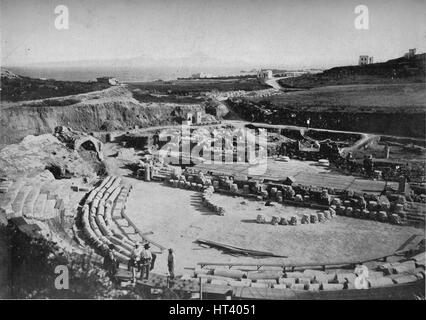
[45,164,62,179]
[45,164,72,179]
[79,140,97,152]
[75,138,105,176]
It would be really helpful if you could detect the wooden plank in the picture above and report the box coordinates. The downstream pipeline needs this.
[121,210,166,252]
[196,238,287,258]
[396,234,423,252]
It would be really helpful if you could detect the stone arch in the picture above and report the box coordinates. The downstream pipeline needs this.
[74,136,103,161]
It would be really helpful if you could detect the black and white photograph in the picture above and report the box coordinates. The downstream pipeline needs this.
[0,0,425,303]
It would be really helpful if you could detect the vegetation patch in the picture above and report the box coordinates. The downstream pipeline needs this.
[127,77,270,97]
[1,74,110,102]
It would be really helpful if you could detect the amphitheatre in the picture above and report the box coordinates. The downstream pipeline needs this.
[0,59,425,299]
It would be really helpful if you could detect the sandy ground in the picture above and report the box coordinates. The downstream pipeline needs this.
[124,180,421,276]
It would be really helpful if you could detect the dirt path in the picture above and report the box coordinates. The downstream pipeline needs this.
[263,76,288,90]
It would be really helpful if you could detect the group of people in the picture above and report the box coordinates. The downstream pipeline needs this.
[103,241,176,285]
[128,243,155,282]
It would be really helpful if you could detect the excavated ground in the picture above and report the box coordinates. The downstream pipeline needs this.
[102,143,422,276]
[1,76,424,280]
[124,180,420,275]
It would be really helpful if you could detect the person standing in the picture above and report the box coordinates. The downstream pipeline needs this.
[140,243,152,280]
[167,248,175,280]
[129,243,142,284]
[150,252,157,271]
[103,244,117,278]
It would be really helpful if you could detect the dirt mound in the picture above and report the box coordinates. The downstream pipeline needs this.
[100,120,125,131]
[0,86,210,147]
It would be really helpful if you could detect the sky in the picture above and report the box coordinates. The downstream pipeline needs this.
[1,0,426,69]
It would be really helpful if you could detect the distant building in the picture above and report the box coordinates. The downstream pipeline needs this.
[358,55,373,65]
[191,72,212,79]
[404,48,416,59]
[96,77,119,85]
[257,69,273,80]
[273,70,310,77]
[185,112,193,126]
[195,111,202,124]
[283,71,308,77]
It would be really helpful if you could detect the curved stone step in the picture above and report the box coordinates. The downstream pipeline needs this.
[40,181,59,195]
[0,178,25,208]
[11,185,33,217]
[43,199,58,220]
[112,187,130,218]
[0,180,13,194]
[81,205,131,263]
[33,193,48,220]
[23,185,41,218]
[79,176,138,265]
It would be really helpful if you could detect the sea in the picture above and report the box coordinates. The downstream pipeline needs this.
[7,66,253,83]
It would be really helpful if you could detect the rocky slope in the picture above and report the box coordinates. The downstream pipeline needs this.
[0,134,99,179]
[1,68,111,102]
[228,96,426,138]
[0,85,207,147]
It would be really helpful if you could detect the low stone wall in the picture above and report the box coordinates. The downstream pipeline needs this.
[192,252,425,292]
[161,170,414,226]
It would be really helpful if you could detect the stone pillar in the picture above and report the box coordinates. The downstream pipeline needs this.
[398,176,407,194]
[384,144,390,159]
[186,113,193,126]
[144,165,151,182]
[246,145,253,163]
[195,111,202,124]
